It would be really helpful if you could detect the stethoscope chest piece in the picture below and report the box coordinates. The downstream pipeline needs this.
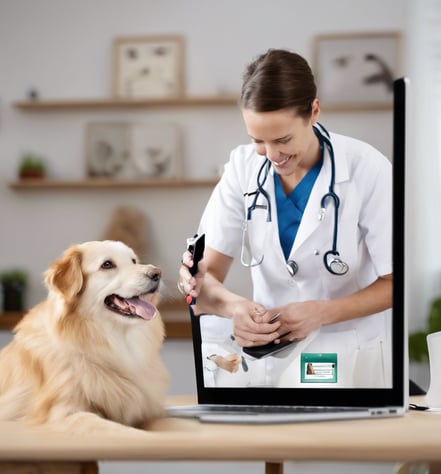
[324,251,349,276]
[286,260,299,277]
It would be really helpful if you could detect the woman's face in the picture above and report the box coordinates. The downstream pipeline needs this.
[241,101,320,177]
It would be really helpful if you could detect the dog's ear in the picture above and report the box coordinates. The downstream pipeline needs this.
[45,247,84,301]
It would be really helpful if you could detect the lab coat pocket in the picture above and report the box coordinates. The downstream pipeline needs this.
[352,336,385,388]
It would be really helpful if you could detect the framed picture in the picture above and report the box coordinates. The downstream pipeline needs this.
[312,32,402,110]
[85,122,131,178]
[85,122,181,179]
[112,35,185,99]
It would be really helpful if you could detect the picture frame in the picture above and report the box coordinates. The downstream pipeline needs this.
[112,35,185,100]
[85,121,181,180]
[312,32,402,110]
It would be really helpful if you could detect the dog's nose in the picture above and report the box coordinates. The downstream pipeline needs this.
[147,266,161,282]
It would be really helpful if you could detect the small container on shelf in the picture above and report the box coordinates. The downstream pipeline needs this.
[18,153,46,179]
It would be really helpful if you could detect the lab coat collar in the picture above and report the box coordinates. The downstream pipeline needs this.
[331,133,350,184]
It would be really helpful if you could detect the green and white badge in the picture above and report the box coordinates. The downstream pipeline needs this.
[300,353,338,383]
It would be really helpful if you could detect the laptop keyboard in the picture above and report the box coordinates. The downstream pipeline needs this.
[164,404,396,424]
[195,404,365,414]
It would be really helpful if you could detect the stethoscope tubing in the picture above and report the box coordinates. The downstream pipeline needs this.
[247,159,272,221]
[315,126,346,274]
[243,123,349,276]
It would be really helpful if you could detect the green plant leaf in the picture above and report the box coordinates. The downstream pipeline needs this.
[19,154,45,172]
[0,269,27,286]
[428,297,441,334]
[408,331,429,362]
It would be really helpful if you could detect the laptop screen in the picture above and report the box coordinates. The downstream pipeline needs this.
[189,77,408,408]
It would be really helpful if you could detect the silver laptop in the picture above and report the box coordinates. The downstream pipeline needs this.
[167,77,409,424]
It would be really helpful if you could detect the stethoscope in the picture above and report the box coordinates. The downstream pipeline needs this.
[240,123,349,276]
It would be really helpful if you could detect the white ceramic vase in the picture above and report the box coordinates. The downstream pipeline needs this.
[425,330,441,407]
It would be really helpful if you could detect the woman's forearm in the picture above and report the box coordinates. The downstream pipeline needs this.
[322,274,393,326]
[194,272,248,318]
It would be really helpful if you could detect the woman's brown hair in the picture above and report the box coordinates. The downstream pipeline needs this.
[240,49,317,118]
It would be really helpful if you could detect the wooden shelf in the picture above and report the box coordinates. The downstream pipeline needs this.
[8,178,218,190]
[10,95,227,190]
[0,312,22,331]
[0,299,191,339]
[13,95,238,110]
[12,97,394,113]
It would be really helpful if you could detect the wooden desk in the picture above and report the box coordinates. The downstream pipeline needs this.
[0,396,440,474]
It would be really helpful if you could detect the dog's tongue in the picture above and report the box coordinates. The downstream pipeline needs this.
[126,296,157,320]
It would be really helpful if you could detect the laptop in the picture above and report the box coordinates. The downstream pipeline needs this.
[167,77,409,424]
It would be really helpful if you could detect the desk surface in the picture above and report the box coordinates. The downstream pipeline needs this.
[0,396,439,464]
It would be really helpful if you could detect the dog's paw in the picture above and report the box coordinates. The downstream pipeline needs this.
[45,412,153,439]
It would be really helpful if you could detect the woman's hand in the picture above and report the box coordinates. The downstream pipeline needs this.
[230,301,282,347]
[271,275,393,342]
[273,300,326,342]
[208,353,242,373]
[177,250,207,300]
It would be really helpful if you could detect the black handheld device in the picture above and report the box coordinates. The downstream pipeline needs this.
[242,311,299,358]
[242,339,298,359]
[187,233,205,276]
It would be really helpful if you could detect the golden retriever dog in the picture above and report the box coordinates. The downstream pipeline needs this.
[0,240,169,433]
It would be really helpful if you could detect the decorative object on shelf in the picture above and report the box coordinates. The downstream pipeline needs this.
[26,88,40,101]
[112,35,185,100]
[85,121,181,179]
[0,269,27,312]
[18,153,46,179]
[85,122,130,178]
[409,297,441,363]
[312,31,401,110]
[102,206,148,260]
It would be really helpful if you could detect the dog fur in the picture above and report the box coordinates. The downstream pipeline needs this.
[0,240,169,430]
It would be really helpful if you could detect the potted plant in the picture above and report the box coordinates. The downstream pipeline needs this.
[0,269,27,312]
[409,297,441,362]
[18,153,46,179]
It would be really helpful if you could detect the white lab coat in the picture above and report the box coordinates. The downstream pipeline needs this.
[199,131,392,388]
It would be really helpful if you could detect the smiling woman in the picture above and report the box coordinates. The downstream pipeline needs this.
[178,48,393,389]
[241,106,322,190]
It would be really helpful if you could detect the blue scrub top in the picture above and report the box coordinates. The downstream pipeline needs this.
[275,156,323,260]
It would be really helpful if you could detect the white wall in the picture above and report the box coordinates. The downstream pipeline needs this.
[405,1,441,383]
[2,0,441,473]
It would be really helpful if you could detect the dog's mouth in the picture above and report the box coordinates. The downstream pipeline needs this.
[104,294,157,320]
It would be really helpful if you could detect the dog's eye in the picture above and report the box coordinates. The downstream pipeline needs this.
[132,258,136,264]
[101,260,115,270]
